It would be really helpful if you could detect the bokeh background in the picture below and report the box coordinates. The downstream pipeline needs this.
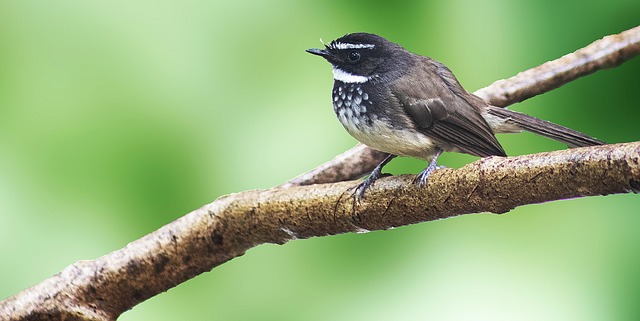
[1,1,639,320]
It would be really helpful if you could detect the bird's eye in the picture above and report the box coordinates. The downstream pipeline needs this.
[348,51,361,62]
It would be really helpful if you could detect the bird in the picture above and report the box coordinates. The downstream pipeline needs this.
[306,32,604,199]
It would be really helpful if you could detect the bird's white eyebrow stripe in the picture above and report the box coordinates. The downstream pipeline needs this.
[332,42,375,50]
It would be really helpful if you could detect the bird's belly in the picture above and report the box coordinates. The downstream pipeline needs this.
[337,112,437,160]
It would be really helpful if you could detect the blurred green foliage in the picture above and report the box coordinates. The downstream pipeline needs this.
[1,1,639,320]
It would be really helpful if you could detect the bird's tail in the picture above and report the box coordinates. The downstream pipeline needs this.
[484,106,605,147]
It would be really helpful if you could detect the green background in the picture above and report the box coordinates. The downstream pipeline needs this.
[1,1,639,320]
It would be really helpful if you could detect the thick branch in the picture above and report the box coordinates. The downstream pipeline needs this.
[2,142,639,321]
[284,25,640,187]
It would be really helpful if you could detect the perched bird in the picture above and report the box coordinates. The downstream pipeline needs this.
[306,33,604,199]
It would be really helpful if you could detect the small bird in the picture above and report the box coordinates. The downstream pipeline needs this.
[306,33,604,199]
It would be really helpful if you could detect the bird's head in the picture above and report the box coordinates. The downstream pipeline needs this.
[306,33,411,83]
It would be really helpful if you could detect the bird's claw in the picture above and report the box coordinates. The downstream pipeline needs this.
[348,172,391,202]
[413,148,444,187]
[346,154,397,202]
[348,180,370,203]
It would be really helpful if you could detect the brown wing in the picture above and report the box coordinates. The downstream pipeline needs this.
[394,57,506,157]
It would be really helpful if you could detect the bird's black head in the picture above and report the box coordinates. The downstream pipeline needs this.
[306,33,411,83]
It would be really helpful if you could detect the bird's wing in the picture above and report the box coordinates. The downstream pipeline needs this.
[394,58,505,157]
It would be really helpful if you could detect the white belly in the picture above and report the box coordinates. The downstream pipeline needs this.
[338,113,438,161]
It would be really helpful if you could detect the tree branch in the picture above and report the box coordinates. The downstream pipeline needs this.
[283,25,640,187]
[2,142,639,321]
[2,26,640,321]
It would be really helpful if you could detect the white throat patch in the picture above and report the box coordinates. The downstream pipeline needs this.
[332,67,371,84]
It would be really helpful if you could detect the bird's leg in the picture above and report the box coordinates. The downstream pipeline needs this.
[350,154,397,201]
[414,147,443,187]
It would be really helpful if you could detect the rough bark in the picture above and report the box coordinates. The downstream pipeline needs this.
[2,142,639,321]
[1,26,639,321]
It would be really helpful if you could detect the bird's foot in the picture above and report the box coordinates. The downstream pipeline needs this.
[413,148,443,187]
[348,154,397,201]
[349,169,391,202]
[414,164,438,187]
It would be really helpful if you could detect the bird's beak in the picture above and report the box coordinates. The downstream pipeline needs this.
[306,47,331,59]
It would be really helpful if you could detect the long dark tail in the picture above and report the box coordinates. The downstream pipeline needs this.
[484,106,605,147]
